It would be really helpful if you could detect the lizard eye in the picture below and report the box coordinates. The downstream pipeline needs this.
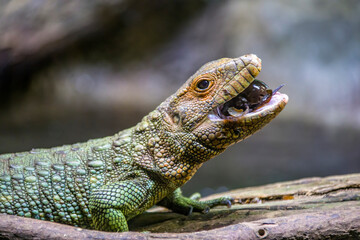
[194,76,214,93]
[197,80,210,90]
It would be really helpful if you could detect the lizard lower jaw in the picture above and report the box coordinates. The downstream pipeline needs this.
[241,92,288,118]
[208,92,288,122]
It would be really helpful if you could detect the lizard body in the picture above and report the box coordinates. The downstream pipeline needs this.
[0,54,288,231]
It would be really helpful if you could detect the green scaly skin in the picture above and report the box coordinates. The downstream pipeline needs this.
[0,54,288,232]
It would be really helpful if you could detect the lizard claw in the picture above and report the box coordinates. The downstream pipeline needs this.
[187,206,194,216]
[202,206,210,214]
[224,199,232,208]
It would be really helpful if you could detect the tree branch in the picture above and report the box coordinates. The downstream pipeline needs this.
[1,173,360,239]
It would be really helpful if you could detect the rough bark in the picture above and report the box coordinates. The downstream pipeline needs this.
[0,173,359,239]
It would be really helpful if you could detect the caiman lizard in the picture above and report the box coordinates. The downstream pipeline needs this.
[0,54,288,232]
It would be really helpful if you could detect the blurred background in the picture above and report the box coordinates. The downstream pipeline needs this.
[0,0,359,196]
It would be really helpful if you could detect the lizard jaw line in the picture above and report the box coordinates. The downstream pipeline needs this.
[242,92,288,118]
[208,92,288,122]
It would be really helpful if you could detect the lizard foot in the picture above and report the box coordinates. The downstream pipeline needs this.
[158,188,234,215]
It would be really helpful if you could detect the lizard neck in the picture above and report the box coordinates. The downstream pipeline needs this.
[125,108,220,187]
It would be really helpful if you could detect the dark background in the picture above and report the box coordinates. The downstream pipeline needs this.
[1,0,359,196]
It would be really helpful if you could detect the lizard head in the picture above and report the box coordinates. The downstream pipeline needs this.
[138,54,288,183]
[162,54,288,152]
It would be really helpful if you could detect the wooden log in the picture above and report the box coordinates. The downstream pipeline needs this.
[1,173,359,239]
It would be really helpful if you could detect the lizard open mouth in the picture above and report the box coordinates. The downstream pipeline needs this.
[212,80,286,120]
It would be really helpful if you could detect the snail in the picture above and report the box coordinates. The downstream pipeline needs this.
[219,80,284,118]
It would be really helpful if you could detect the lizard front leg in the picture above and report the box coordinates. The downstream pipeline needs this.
[89,179,151,232]
[157,188,233,215]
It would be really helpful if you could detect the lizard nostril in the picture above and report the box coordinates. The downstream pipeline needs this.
[172,113,181,125]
